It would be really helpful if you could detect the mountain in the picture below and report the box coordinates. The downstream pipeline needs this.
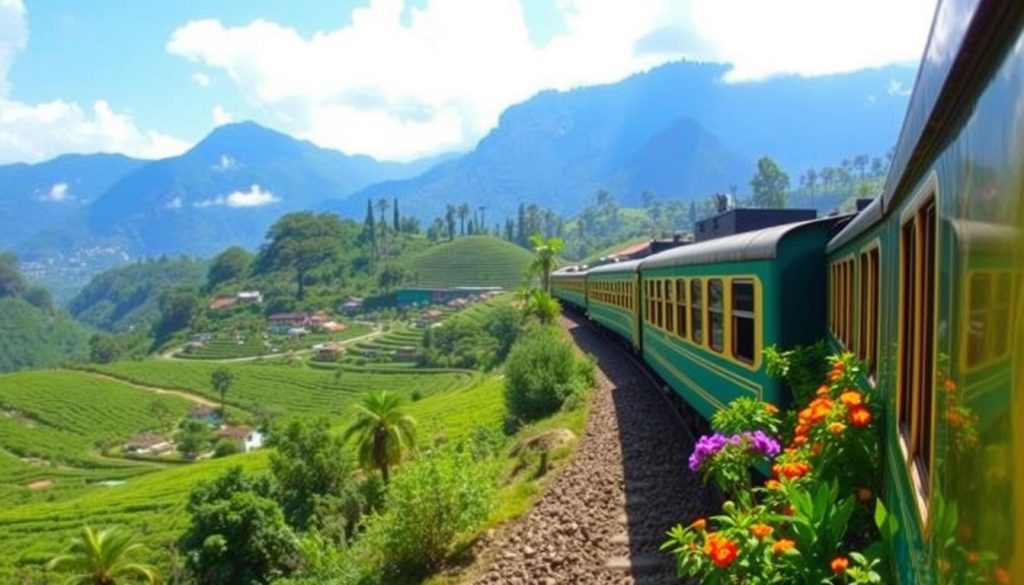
[328,60,913,221]
[0,153,145,250]
[17,122,447,258]
[68,257,208,332]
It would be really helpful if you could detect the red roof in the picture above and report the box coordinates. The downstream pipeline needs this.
[218,425,252,439]
[608,240,651,259]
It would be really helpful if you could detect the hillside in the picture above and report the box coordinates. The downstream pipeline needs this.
[0,298,92,373]
[409,236,533,289]
[68,257,208,332]
[330,60,913,222]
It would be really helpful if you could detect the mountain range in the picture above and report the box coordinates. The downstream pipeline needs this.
[0,60,914,261]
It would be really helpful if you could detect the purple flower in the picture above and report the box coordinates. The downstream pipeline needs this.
[744,430,781,457]
[688,433,728,472]
[688,430,781,472]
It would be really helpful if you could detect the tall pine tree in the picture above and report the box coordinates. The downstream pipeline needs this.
[364,199,376,257]
[392,197,400,232]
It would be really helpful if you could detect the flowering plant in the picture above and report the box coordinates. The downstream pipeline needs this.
[689,430,780,500]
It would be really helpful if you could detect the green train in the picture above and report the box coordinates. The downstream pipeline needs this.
[551,0,1023,581]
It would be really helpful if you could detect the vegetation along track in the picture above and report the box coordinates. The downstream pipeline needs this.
[472,312,717,584]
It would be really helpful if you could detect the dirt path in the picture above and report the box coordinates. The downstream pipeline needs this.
[470,312,717,584]
[79,371,220,409]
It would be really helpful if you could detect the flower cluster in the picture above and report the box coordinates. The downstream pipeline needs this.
[688,431,781,472]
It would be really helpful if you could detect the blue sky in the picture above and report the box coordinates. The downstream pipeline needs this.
[0,0,935,164]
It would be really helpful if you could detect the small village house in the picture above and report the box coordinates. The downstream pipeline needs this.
[217,425,264,453]
[267,312,311,334]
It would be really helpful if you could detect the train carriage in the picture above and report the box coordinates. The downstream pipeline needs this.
[550,266,588,309]
[824,0,1024,580]
[636,218,844,420]
[585,260,641,349]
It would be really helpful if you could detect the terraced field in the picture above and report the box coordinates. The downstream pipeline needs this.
[177,323,374,360]
[0,371,191,506]
[86,360,481,416]
[410,235,532,289]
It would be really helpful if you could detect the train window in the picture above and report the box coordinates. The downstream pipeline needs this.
[675,279,687,339]
[868,247,880,377]
[899,192,938,519]
[691,279,704,345]
[665,280,675,334]
[646,281,653,323]
[732,279,755,363]
[858,252,868,362]
[708,278,724,353]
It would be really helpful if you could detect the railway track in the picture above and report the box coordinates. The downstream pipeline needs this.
[471,311,717,584]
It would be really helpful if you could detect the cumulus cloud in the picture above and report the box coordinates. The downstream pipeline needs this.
[194,184,278,208]
[41,181,70,202]
[164,196,183,209]
[166,0,934,160]
[212,104,233,126]
[192,72,211,87]
[0,0,191,163]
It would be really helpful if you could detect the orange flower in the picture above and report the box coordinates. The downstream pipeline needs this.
[778,461,810,480]
[765,479,781,490]
[816,384,831,396]
[703,533,739,568]
[782,505,795,516]
[750,523,774,539]
[690,518,707,532]
[849,405,872,427]
[764,403,779,414]
[798,408,814,424]
[831,556,850,573]
[807,398,834,423]
[994,567,1011,585]
[839,390,863,407]
[832,361,845,373]
[828,370,843,382]
[772,463,782,478]
[857,488,873,502]
[829,422,846,435]
[944,379,957,393]
[792,435,809,447]
[795,423,810,437]
[772,539,796,554]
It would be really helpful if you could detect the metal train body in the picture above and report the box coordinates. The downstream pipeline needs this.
[551,1,1023,580]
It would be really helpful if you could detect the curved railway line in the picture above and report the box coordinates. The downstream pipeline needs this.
[472,312,716,584]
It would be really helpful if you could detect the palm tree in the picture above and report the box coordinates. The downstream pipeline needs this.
[528,233,564,293]
[525,289,560,325]
[457,203,470,236]
[47,526,159,585]
[344,391,416,483]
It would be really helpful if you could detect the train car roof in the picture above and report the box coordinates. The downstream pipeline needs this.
[551,266,587,276]
[827,0,1016,252]
[587,259,643,275]
[826,197,883,253]
[640,216,842,270]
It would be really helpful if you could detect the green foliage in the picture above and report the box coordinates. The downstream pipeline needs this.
[47,526,159,585]
[763,341,829,404]
[0,251,27,298]
[89,334,121,364]
[257,212,350,300]
[523,289,560,325]
[22,285,54,312]
[213,438,239,458]
[343,391,416,483]
[527,232,564,292]
[176,419,213,460]
[503,325,590,422]
[207,246,253,290]
[712,397,781,436]
[180,467,300,585]
[750,155,790,208]
[155,285,201,341]
[210,367,233,413]
[0,297,91,373]
[270,418,361,537]
[362,448,496,575]
[421,300,521,370]
[68,257,207,332]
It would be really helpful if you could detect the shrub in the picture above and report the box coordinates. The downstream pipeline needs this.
[363,448,497,575]
[213,438,239,458]
[503,325,589,422]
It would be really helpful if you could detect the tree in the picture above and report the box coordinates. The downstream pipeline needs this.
[89,335,121,364]
[211,367,233,415]
[528,233,564,293]
[344,391,416,483]
[377,263,407,291]
[23,285,53,311]
[180,467,300,585]
[457,203,470,236]
[155,286,200,339]
[749,156,790,209]
[0,251,26,299]
[477,205,487,232]
[444,205,456,241]
[392,197,400,232]
[269,418,362,537]
[176,419,212,459]
[259,212,346,300]
[363,199,377,256]
[207,246,252,290]
[150,399,173,434]
[47,526,159,585]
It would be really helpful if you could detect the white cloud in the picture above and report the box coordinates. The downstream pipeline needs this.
[212,104,233,126]
[887,79,912,97]
[211,153,236,171]
[40,181,69,202]
[192,72,211,87]
[0,0,191,163]
[194,184,278,208]
[165,196,183,209]
[166,0,934,161]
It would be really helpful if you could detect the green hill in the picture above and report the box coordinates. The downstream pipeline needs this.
[0,298,91,373]
[409,236,532,289]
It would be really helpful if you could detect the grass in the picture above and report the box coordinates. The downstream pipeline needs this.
[409,236,533,289]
